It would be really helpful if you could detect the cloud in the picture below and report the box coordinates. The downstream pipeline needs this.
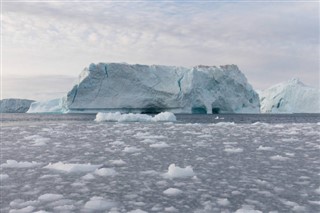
[2,1,319,100]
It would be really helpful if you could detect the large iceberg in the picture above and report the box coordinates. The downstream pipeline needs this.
[259,78,320,113]
[0,98,34,113]
[64,63,259,114]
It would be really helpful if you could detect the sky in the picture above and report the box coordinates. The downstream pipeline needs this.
[1,0,319,101]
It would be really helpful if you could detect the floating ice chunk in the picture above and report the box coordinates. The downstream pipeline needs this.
[38,193,64,202]
[53,205,76,211]
[257,146,274,151]
[153,112,176,122]
[1,160,41,168]
[217,198,230,206]
[95,112,176,122]
[123,146,143,153]
[163,188,183,196]
[164,164,195,178]
[315,186,320,194]
[235,204,262,213]
[84,196,117,212]
[224,147,243,153]
[127,209,148,213]
[94,168,117,177]
[164,206,178,212]
[0,173,9,180]
[44,162,102,173]
[150,142,170,148]
[9,206,35,213]
[109,159,126,166]
[82,173,95,180]
[270,155,289,161]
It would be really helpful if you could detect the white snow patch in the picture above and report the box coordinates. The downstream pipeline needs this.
[95,112,176,122]
[163,188,183,196]
[44,162,102,173]
[150,142,170,148]
[164,164,195,179]
[1,160,41,168]
[94,168,117,177]
[38,193,64,202]
[84,196,117,212]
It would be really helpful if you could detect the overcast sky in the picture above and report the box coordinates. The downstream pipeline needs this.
[2,0,319,101]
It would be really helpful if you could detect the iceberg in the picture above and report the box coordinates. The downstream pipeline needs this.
[27,97,68,113]
[0,98,34,113]
[65,63,259,114]
[259,78,320,113]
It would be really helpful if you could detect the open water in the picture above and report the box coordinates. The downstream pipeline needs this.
[1,113,320,212]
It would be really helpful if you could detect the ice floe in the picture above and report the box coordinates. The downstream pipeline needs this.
[95,111,176,122]
[44,162,102,173]
[164,164,195,178]
[1,160,41,168]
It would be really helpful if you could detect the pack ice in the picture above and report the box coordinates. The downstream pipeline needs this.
[62,63,259,114]
[259,78,320,113]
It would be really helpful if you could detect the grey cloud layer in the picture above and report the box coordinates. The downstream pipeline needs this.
[2,1,319,99]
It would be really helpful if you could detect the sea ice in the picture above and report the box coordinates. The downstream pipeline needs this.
[95,111,176,122]
[44,162,102,173]
[38,194,64,202]
[149,142,170,148]
[1,160,41,168]
[94,168,117,176]
[163,188,183,196]
[164,164,195,178]
[84,196,117,212]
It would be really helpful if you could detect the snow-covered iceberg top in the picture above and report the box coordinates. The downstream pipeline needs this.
[95,111,176,122]
[65,62,259,114]
[259,78,320,113]
[0,98,34,113]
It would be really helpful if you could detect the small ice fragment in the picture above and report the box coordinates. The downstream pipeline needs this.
[44,162,102,173]
[270,155,289,161]
[217,198,230,206]
[38,194,63,202]
[123,146,143,153]
[94,168,117,177]
[150,142,170,148]
[163,188,183,196]
[164,164,195,179]
[9,206,35,213]
[224,147,243,153]
[109,159,126,166]
[1,160,41,168]
[84,196,117,212]
[127,209,148,213]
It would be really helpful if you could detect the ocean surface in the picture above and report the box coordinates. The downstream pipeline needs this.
[1,113,320,213]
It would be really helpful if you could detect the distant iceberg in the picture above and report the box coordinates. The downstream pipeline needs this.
[0,98,34,113]
[258,78,320,113]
